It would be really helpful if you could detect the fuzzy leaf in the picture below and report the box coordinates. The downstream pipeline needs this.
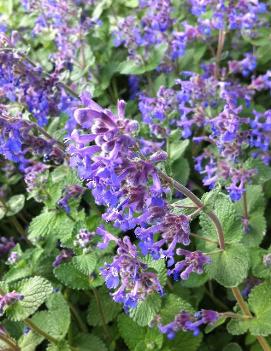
[159,294,194,325]
[45,292,71,340]
[129,294,161,326]
[142,256,167,286]
[72,253,97,276]
[46,340,71,351]
[228,282,271,337]
[6,276,53,321]
[71,333,108,351]
[118,314,146,350]
[87,288,121,326]
[118,44,168,75]
[170,140,190,163]
[200,193,243,243]
[164,331,202,351]
[18,329,43,351]
[205,244,249,287]
[223,343,243,351]
[53,262,90,290]
[118,314,163,351]
[28,211,58,241]
[6,194,25,216]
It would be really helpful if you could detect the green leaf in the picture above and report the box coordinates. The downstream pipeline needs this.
[118,314,163,351]
[142,256,167,286]
[28,211,58,241]
[251,248,271,279]
[159,294,193,325]
[18,328,44,351]
[205,316,226,334]
[247,282,271,336]
[118,314,145,350]
[227,318,249,336]
[45,292,71,340]
[118,44,168,75]
[234,185,266,247]
[87,288,121,326]
[171,158,190,186]
[53,262,90,290]
[129,294,161,326]
[170,140,190,163]
[205,244,249,287]
[245,159,271,184]
[223,343,243,351]
[28,211,75,243]
[228,282,271,337]
[71,333,108,351]
[164,331,202,351]
[6,195,25,216]
[6,276,53,321]
[72,253,97,276]
[200,193,243,243]
[0,203,6,219]
[47,340,71,351]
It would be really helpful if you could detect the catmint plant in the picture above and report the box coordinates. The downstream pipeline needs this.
[0,1,270,351]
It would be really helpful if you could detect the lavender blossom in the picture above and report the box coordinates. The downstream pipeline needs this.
[168,249,211,280]
[0,291,24,316]
[159,308,219,339]
[0,237,16,256]
[53,248,74,268]
[100,234,163,310]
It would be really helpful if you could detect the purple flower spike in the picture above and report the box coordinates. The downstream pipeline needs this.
[159,308,219,339]
[169,249,211,280]
[0,291,24,316]
[53,248,74,268]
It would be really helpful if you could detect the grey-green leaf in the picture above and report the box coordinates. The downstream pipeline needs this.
[6,276,53,321]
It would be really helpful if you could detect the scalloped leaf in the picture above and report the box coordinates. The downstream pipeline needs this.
[228,282,271,337]
[72,253,97,276]
[6,194,25,216]
[6,276,53,321]
[200,193,243,243]
[129,294,161,327]
[87,288,121,326]
[53,262,90,290]
[159,294,194,325]
[205,244,249,287]
[71,333,108,351]
[118,314,163,351]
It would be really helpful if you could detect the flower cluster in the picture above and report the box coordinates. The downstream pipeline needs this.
[57,184,85,213]
[98,229,163,310]
[0,106,64,171]
[0,291,24,316]
[74,228,94,250]
[0,236,15,257]
[158,309,219,339]
[53,248,74,268]
[21,0,98,72]
[0,46,74,127]
[68,97,211,309]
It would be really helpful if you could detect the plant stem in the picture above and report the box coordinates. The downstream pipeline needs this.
[204,287,228,311]
[68,302,88,333]
[24,319,58,345]
[215,29,226,79]
[91,289,111,340]
[190,232,218,245]
[242,191,249,221]
[231,288,271,351]
[35,125,65,151]
[159,170,270,351]
[158,170,225,249]
[0,332,20,351]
